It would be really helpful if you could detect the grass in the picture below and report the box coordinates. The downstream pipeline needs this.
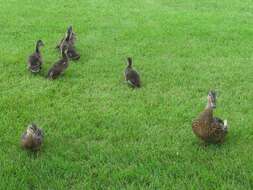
[0,0,253,189]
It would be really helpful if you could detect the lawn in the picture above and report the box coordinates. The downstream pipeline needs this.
[0,0,253,189]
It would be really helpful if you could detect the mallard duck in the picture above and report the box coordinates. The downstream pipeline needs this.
[27,40,44,73]
[21,123,44,151]
[124,57,141,88]
[56,26,76,49]
[47,45,69,80]
[192,91,228,143]
[57,26,80,60]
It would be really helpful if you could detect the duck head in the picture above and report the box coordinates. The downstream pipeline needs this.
[207,91,216,109]
[66,26,73,41]
[67,26,73,34]
[37,40,44,47]
[36,40,44,52]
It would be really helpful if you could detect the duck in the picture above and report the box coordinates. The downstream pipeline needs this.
[21,123,44,151]
[124,57,141,88]
[57,26,80,60]
[47,44,69,80]
[192,91,228,144]
[56,26,76,49]
[27,40,44,73]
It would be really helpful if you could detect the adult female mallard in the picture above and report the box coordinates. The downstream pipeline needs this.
[192,91,228,143]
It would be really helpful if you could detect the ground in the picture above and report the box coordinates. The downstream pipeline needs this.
[0,0,253,189]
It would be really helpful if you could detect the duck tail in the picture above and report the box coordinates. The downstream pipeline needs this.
[224,119,228,128]
[127,80,134,87]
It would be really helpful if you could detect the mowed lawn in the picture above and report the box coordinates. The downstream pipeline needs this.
[0,0,253,189]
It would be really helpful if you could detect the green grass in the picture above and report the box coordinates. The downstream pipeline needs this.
[0,0,253,189]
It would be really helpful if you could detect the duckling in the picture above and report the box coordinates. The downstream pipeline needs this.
[47,45,69,80]
[21,123,44,151]
[124,57,141,88]
[27,40,44,73]
[192,91,228,144]
[56,26,76,49]
[57,26,80,60]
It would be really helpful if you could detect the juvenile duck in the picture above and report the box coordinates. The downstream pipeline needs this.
[21,123,44,151]
[124,57,141,88]
[63,27,80,60]
[57,26,80,60]
[47,45,69,80]
[27,40,44,73]
[56,26,76,49]
[192,91,228,144]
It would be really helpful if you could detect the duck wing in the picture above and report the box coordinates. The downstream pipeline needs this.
[67,46,80,60]
[28,53,42,72]
[192,108,213,140]
[214,117,223,124]
[32,135,43,150]
[126,70,141,87]
[21,133,33,149]
[35,127,44,137]
[208,118,228,143]
[47,60,68,79]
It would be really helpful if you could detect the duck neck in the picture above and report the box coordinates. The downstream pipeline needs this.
[205,101,214,110]
[35,43,40,53]
[66,31,71,42]
[127,58,132,68]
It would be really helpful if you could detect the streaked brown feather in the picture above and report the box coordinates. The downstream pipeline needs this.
[192,108,227,143]
[21,131,43,151]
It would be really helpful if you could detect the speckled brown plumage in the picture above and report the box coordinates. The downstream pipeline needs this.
[67,45,80,61]
[192,91,228,144]
[21,123,44,151]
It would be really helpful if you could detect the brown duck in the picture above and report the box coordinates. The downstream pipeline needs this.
[57,26,80,60]
[192,91,228,143]
[124,57,141,88]
[66,45,80,61]
[27,40,44,73]
[21,123,44,151]
[47,45,69,80]
[56,26,76,49]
